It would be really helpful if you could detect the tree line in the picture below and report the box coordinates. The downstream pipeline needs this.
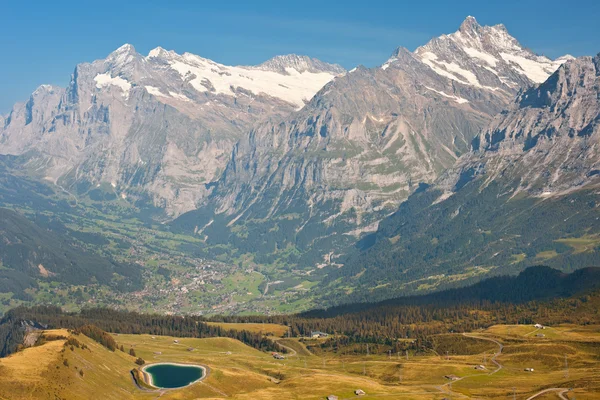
[2,267,599,358]
[211,267,600,351]
[0,306,279,357]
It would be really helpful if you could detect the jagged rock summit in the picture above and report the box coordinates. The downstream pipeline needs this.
[442,52,600,197]
[397,16,571,88]
[0,45,344,214]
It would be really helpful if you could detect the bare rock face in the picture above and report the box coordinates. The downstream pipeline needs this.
[1,16,576,272]
[177,17,570,268]
[0,45,344,215]
[439,53,600,197]
[330,54,600,302]
[413,16,572,90]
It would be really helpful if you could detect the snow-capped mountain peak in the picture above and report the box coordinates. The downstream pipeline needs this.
[106,43,138,65]
[136,47,345,108]
[458,15,483,34]
[556,54,576,62]
[255,54,346,75]
[0,43,346,215]
[75,45,346,111]
[147,46,178,59]
[409,16,570,89]
[112,43,136,54]
[452,17,520,53]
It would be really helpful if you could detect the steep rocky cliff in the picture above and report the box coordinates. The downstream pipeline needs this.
[327,54,600,303]
[0,46,343,215]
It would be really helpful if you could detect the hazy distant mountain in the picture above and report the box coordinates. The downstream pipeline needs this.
[327,53,600,302]
[173,16,571,269]
[0,45,344,215]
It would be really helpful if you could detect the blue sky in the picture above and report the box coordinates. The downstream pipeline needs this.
[2,0,599,112]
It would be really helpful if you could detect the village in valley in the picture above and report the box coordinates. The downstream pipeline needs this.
[60,253,315,316]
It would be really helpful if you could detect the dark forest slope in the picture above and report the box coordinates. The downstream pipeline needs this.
[307,266,600,318]
[0,208,141,299]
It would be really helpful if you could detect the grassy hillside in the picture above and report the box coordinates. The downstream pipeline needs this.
[0,329,146,400]
[309,266,600,317]
[206,322,289,337]
[1,325,598,399]
[1,280,599,399]
[212,267,600,346]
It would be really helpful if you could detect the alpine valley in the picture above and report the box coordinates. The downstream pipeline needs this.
[0,16,598,315]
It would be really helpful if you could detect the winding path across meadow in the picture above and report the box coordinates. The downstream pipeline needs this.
[437,332,504,391]
[275,340,297,357]
[461,332,504,374]
[526,388,570,400]
[457,334,571,400]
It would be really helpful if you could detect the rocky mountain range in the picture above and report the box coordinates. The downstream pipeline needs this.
[324,52,600,303]
[0,46,344,215]
[2,16,597,304]
[172,16,573,269]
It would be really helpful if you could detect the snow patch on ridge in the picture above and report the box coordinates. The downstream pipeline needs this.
[169,92,191,102]
[425,86,469,104]
[499,52,568,83]
[461,47,498,67]
[94,73,131,98]
[145,86,191,103]
[164,53,339,108]
[381,58,397,70]
[145,86,163,96]
[419,52,482,87]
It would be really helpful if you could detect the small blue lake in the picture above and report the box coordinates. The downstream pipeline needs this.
[144,363,204,389]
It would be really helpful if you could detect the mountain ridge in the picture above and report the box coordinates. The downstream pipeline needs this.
[324,52,600,303]
[172,16,573,273]
[0,16,597,314]
[0,208,142,300]
[0,44,344,215]
[305,266,600,317]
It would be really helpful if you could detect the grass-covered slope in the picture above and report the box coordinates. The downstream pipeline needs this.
[312,266,600,317]
[1,324,599,399]
[1,270,599,399]
[0,328,151,400]
[324,180,600,303]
